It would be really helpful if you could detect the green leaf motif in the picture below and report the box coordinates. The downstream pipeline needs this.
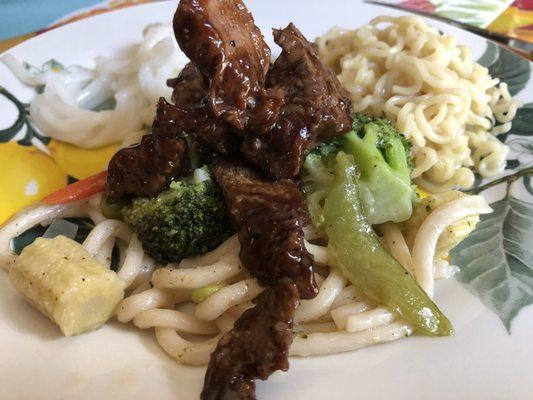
[507,103,533,138]
[476,41,499,67]
[508,137,533,155]
[524,175,533,197]
[0,86,50,146]
[477,42,531,96]
[451,196,533,332]
[12,217,94,255]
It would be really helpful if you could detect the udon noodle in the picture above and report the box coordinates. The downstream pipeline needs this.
[317,15,521,192]
[0,192,490,364]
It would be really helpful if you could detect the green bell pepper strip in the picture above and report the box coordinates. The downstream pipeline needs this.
[323,152,453,336]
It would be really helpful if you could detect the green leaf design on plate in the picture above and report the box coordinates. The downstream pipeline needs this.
[476,41,499,67]
[508,137,533,156]
[495,102,533,151]
[478,42,531,97]
[457,42,533,332]
[11,225,48,255]
[506,103,533,138]
[451,195,533,332]
[11,217,95,255]
[0,86,50,146]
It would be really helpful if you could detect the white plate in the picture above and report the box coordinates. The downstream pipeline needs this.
[1,1,532,399]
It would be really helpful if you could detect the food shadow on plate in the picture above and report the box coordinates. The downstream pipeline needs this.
[0,274,62,341]
[108,319,205,368]
[108,319,206,395]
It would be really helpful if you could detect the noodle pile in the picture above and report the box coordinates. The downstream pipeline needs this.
[0,192,490,364]
[1,24,188,148]
[317,15,521,192]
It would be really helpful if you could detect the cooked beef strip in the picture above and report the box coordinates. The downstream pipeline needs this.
[151,97,190,137]
[268,24,352,142]
[174,0,271,130]
[106,3,352,201]
[201,280,299,400]
[211,160,308,226]
[107,1,352,397]
[104,99,190,203]
[104,133,190,203]
[168,62,209,107]
[212,160,318,299]
[175,2,352,179]
[204,161,317,399]
[240,208,317,300]
[241,23,353,179]
[167,62,241,157]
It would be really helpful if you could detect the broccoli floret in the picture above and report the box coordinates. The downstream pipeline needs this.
[351,112,413,172]
[302,142,340,229]
[122,168,234,264]
[303,113,416,227]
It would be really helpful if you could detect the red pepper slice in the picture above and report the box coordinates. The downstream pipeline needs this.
[43,171,108,205]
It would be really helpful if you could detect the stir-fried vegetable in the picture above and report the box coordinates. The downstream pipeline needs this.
[323,152,452,336]
[191,284,225,303]
[122,168,234,264]
[303,114,416,226]
[10,236,124,336]
[42,171,107,205]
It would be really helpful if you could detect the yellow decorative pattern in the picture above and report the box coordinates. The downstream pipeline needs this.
[48,140,118,180]
[0,143,67,224]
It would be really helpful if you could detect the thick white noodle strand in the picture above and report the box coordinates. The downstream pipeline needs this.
[345,307,395,333]
[179,234,239,268]
[129,256,156,288]
[117,234,145,288]
[116,288,190,323]
[377,222,414,274]
[304,241,329,264]
[95,237,115,267]
[294,268,346,324]
[0,202,85,268]
[133,309,218,334]
[155,328,222,366]
[151,253,243,289]
[82,220,132,256]
[215,313,237,333]
[290,322,413,357]
[295,322,338,334]
[195,278,263,321]
[330,285,360,309]
[412,195,492,297]
[331,301,374,330]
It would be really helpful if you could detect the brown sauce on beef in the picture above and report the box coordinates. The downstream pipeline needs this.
[241,23,353,179]
[212,161,318,299]
[104,0,353,398]
[211,161,308,226]
[174,0,271,130]
[104,99,190,203]
[207,160,318,399]
[169,63,241,157]
[201,280,298,400]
